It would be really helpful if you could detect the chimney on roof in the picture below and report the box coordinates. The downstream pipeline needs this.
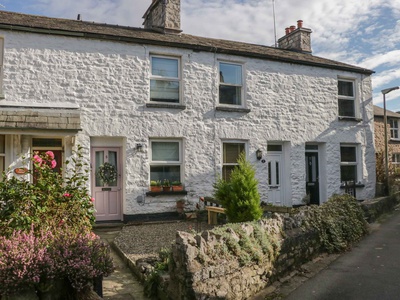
[142,0,182,34]
[277,20,312,54]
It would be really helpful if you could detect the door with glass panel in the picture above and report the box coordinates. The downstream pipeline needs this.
[91,148,122,221]
[267,145,283,205]
[305,151,320,205]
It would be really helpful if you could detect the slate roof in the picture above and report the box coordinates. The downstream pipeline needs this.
[374,105,400,118]
[0,10,374,75]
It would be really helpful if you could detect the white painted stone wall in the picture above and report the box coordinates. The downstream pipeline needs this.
[0,30,375,217]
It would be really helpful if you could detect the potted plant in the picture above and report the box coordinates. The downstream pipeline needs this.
[176,199,186,213]
[162,179,171,192]
[150,180,162,192]
[171,181,183,191]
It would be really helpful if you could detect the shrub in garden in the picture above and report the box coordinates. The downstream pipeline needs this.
[0,146,114,296]
[214,152,263,222]
[302,194,368,253]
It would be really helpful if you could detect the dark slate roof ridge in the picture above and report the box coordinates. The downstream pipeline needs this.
[0,10,374,75]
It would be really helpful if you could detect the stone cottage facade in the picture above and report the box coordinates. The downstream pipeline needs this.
[0,0,375,221]
[374,105,400,180]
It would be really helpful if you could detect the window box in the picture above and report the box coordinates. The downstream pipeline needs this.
[146,190,188,197]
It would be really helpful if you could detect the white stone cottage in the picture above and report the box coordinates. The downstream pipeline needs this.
[0,0,375,222]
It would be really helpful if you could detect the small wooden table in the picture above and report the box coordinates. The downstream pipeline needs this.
[205,206,226,225]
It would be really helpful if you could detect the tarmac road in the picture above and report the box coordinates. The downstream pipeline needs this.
[285,207,400,300]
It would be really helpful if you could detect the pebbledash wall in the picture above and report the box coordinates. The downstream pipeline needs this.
[0,25,375,221]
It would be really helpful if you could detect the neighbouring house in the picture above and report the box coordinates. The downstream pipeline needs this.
[373,105,400,180]
[0,0,375,222]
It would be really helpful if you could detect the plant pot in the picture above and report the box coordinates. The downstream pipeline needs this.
[162,186,171,192]
[150,186,162,192]
[172,185,183,192]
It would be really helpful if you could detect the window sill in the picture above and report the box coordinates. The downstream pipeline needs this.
[146,103,186,110]
[216,106,251,113]
[146,190,188,197]
[338,116,362,122]
[390,138,400,142]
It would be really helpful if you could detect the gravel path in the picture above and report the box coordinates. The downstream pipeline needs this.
[114,220,214,262]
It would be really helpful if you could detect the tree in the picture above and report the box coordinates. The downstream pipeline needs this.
[214,152,263,222]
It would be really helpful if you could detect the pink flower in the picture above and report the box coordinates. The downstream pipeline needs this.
[63,193,71,197]
[33,155,42,164]
[50,160,57,169]
[45,151,55,160]
[90,197,95,203]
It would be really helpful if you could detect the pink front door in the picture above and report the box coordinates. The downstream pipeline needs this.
[91,147,122,221]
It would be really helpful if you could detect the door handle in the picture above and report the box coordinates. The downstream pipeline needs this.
[269,186,279,189]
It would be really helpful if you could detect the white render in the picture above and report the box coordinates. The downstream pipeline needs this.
[0,30,375,219]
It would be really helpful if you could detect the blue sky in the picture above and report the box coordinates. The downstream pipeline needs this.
[2,0,400,111]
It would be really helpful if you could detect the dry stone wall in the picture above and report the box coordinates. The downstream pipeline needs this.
[168,214,322,300]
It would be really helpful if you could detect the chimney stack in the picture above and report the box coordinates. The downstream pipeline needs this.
[143,0,182,34]
[278,20,312,54]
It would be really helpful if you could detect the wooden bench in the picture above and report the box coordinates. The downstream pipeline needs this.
[205,206,226,225]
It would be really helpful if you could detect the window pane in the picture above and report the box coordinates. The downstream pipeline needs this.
[95,151,105,187]
[150,165,180,182]
[152,57,178,78]
[32,138,62,147]
[341,146,356,162]
[219,85,241,105]
[338,80,354,97]
[338,99,355,117]
[152,142,179,161]
[0,135,5,153]
[108,151,118,187]
[224,143,245,163]
[150,79,179,103]
[267,145,282,152]
[220,63,242,85]
[222,165,236,181]
[341,165,357,181]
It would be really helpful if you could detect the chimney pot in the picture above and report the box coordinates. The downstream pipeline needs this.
[297,20,303,28]
[290,25,296,32]
[285,27,290,35]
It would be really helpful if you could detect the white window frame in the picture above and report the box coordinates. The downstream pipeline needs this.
[340,144,360,183]
[219,61,244,106]
[0,36,4,99]
[150,55,181,103]
[392,153,400,169]
[390,119,399,140]
[149,139,182,183]
[338,78,358,118]
[221,141,247,180]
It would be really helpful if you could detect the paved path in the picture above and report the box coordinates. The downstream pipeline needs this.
[285,208,400,300]
[94,227,149,300]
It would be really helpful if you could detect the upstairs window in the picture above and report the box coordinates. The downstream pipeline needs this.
[219,62,243,105]
[390,119,399,139]
[150,56,180,103]
[338,79,356,117]
[340,145,358,182]
[150,140,182,183]
[0,36,3,98]
[222,142,245,180]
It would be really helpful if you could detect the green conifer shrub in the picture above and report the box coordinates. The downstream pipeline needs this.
[214,152,263,222]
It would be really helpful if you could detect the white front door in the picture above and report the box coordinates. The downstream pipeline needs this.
[267,153,283,205]
[91,147,122,221]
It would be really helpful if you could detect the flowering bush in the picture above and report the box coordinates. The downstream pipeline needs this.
[0,226,114,295]
[0,146,95,237]
[0,145,114,295]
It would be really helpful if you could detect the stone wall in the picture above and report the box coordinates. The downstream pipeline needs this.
[167,215,322,300]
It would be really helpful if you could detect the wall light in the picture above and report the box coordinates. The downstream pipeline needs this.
[136,143,143,152]
[256,149,263,160]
